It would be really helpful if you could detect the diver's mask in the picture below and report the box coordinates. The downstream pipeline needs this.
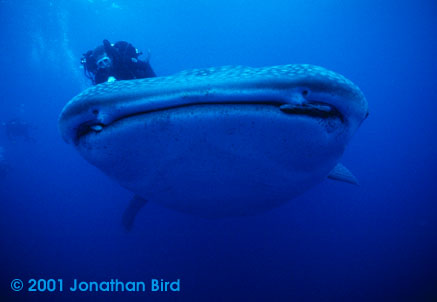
[96,54,112,70]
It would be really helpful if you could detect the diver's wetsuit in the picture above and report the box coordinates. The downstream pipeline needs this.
[83,40,156,85]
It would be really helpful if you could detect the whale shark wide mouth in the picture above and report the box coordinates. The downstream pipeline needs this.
[60,64,368,145]
[74,100,343,143]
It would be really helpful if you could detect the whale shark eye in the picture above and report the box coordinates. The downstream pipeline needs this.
[92,109,99,115]
[302,90,309,96]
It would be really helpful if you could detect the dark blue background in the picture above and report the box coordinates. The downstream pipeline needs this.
[0,0,436,301]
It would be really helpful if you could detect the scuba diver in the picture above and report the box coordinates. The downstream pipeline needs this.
[0,146,9,178]
[1,118,35,143]
[81,39,156,85]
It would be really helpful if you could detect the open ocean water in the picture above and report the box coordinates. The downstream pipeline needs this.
[0,0,436,301]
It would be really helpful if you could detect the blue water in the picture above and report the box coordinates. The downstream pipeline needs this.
[0,0,436,301]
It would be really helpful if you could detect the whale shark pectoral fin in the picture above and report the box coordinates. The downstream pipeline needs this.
[122,195,148,231]
[328,163,359,185]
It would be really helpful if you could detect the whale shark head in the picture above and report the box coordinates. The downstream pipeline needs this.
[59,64,368,218]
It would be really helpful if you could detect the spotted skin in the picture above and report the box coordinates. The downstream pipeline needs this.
[73,64,361,101]
[60,64,367,145]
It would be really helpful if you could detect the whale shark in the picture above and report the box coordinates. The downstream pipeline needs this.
[59,64,368,229]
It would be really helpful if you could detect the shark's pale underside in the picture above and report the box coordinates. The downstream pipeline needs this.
[59,64,368,229]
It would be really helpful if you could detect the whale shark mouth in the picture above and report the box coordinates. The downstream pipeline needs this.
[74,100,343,143]
[59,64,368,146]
[279,101,343,120]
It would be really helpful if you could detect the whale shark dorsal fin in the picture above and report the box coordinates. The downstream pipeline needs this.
[328,163,359,185]
[122,195,148,231]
